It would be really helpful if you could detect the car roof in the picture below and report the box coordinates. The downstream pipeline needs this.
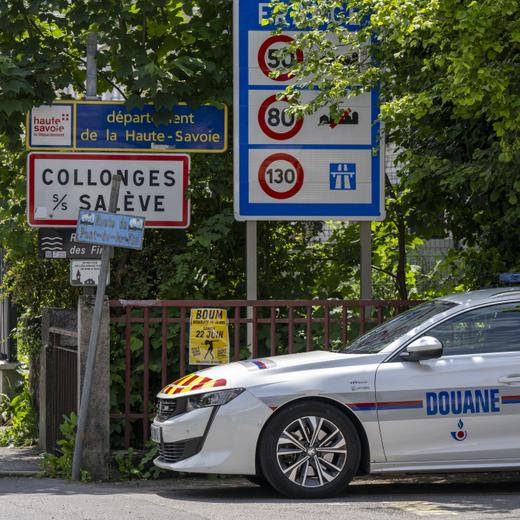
[439,287,520,306]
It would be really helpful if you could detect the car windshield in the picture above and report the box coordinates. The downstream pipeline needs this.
[342,300,457,354]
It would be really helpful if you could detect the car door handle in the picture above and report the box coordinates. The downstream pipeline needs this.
[498,375,520,385]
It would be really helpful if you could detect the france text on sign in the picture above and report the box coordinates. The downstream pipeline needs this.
[233,0,384,221]
[27,152,190,228]
[70,260,110,287]
[27,101,227,153]
[76,210,145,250]
[38,228,106,259]
[189,308,230,366]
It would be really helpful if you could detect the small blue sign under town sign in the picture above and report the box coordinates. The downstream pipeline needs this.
[76,210,145,250]
[26,101,227,153]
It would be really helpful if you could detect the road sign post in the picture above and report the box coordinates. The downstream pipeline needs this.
[72,175,123,481]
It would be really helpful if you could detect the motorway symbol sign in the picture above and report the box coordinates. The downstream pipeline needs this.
[76,210,145,250]
[70,260,110,287]
[38,228,107,259]
[27,152,190,228]
[234,1,384,220]
[27,101,227,153]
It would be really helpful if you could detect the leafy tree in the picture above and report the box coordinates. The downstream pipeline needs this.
[269,0,520,288]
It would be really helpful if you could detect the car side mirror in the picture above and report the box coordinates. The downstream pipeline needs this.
[399,336,443,362]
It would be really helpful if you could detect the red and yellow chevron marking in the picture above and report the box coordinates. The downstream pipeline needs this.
[161,374,227,395]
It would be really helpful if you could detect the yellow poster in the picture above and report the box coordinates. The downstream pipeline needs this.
[189,308,230,365]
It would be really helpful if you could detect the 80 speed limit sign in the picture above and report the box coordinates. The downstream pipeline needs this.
[257,95,304,141]
[234,0,384,221]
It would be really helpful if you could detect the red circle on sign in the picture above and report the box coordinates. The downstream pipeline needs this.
[258,153,304,200]
[257,35,304,82]
[258,95,304,140]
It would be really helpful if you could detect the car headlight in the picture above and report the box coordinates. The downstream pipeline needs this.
[186,388,245,411]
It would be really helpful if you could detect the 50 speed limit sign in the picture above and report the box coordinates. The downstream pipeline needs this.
[257,35,303,82]
[234,0,385,221]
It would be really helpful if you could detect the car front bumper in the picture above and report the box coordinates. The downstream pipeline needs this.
[152,389,273,475]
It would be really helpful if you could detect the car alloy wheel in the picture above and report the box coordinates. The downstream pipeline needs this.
[259,401,361,498]
[276,416,347,488]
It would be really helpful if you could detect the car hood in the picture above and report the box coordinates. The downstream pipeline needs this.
[157,350,384,398]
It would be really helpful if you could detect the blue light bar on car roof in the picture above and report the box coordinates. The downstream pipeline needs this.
[499,273,520,284]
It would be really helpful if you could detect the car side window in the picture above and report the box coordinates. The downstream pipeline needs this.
[424,302,520,356]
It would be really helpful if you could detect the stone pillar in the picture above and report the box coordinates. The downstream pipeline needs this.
[77,296,110,480]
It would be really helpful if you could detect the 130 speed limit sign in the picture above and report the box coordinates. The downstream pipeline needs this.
[257,153,304,199]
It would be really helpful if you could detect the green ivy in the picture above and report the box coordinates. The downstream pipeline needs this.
[0,376,36,447]
[41,412,91,482]
[114,441,163,480]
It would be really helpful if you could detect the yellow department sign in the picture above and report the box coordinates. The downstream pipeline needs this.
[189,308,230,365]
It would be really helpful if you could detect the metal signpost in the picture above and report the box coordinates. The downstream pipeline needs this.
[27,101,227,153]
[26,152,190,228]
[72,177,146,480]
[233,0,384,221]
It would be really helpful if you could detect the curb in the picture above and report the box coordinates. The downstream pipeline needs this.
[0,470,41,477]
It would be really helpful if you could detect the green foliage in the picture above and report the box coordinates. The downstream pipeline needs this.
[114,441,163,480]
[0,376,36,447]
[41,412,91,481]
[270,0,520,289]
[13,312,41,359]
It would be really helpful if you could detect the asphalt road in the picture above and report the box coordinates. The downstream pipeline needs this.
[1,473,519,520]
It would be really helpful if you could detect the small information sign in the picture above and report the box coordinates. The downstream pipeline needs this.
[189,308,230,366]
[39,228,106,259]
[76,210,145,250]
[70,260,110,287]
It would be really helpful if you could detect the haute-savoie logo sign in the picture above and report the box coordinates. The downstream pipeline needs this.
[30,105,73,147]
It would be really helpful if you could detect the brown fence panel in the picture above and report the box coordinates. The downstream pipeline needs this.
[46,329,78,453]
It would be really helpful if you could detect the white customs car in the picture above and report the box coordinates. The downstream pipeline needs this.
[152,288,520,498]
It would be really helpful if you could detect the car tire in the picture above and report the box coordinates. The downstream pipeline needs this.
[258,400,361,499]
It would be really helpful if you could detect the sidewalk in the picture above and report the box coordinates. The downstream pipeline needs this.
[0,446,41,476]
